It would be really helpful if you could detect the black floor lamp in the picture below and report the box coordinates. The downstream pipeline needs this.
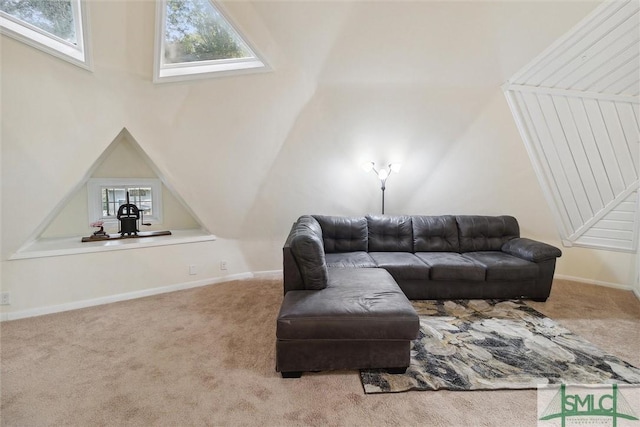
[362,162,401,214]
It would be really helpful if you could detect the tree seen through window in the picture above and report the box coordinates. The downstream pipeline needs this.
[164,0,253,64]
[0,0,76,43]
[101,187,152,218]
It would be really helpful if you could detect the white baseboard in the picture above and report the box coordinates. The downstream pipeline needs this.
[1,270,632,321]
[554,274,634,291]
[252,269,283,278]
[1,272,255,322]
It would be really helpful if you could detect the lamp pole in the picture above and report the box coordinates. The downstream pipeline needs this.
[380,176,387,215]
[363,162,398,215]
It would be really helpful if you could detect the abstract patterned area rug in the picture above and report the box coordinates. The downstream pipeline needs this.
[360,300,640,394]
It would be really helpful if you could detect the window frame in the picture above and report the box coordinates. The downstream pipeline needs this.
[87,178,163,227]
[153,0,269,83]
[0,0,92,70]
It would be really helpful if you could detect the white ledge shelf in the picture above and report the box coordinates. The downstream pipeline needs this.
[10,229,216,260]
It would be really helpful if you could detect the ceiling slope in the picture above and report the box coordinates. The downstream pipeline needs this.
[504,0,639,252]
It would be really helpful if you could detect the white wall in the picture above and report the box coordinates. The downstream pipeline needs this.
[3,0,636,318]
[0,0,314,317]
[637,246,640,295]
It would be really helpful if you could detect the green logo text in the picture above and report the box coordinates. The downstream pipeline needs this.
[540,384,639,427]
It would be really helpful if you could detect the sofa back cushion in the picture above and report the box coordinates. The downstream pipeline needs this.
[367,215,413,252]
[289,216,328,290]
[313,215,368,253]
[456,215,520,252]
[412,215,459,252]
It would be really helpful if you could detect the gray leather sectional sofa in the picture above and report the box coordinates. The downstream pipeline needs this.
[276,214,562,377]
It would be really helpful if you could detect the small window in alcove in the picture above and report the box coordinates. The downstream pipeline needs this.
[88,178,162,225]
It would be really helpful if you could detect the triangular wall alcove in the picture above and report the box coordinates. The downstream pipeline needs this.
[12,128,215,259]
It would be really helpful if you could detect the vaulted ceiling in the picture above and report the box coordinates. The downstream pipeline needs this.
[251,1,601,88]
[2,0,609,258]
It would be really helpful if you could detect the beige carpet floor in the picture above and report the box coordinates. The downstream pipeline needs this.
[1,276,639,426]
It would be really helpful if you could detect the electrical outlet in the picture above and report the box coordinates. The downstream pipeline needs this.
[188,265,197,275]
[0,292,11,306]
[220,261,228,271]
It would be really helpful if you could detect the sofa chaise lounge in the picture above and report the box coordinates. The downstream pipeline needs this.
[276,214,562,377]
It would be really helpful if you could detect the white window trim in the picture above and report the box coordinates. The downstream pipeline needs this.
[0,0,92,70]
[87,178,163,227]
[153,0,269,83]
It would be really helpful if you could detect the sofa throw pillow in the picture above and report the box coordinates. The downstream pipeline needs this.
[412,215,459,252]
[313,215,368,253]
[457,215,520,252]
[290,216,329,290]
[367,215,413,252]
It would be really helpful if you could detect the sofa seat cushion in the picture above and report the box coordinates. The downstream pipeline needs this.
[369,252,430,281]
[462,252,539,281]
[325,251,376,268]
[415,252,485,281]
[277,268,419,341]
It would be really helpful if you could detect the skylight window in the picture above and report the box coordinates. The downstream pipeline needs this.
[0,0,90,69]
[154,0,267,82]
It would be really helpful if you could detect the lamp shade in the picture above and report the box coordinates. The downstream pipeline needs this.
[361,161,374,172]
[390,163,402,173]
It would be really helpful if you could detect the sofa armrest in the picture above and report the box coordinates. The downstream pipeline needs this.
[501,238,562,262]
[288,216,329,290]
